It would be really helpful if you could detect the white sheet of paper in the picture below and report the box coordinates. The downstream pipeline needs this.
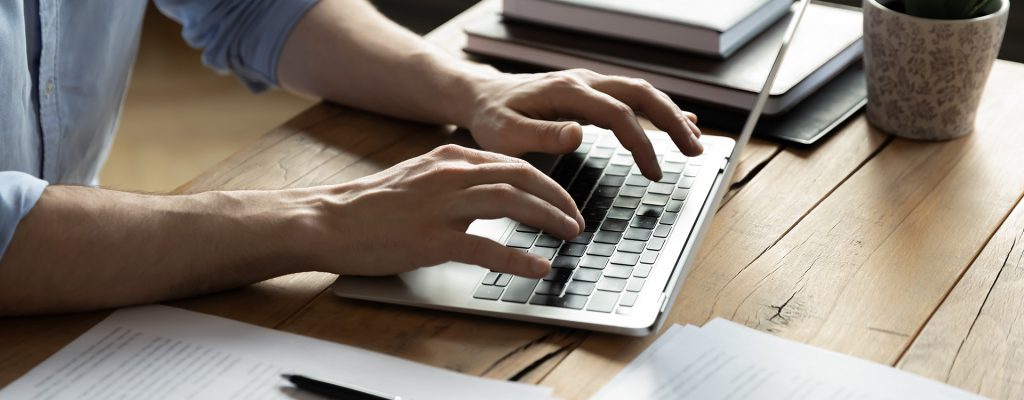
[0,305,554,400]
[592,319,982,400]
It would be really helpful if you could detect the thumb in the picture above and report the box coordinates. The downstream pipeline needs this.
[503,117,583,155]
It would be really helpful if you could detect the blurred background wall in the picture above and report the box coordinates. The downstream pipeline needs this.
[101,0,1022,193]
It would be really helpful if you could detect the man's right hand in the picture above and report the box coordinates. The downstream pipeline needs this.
[289,144,583,279]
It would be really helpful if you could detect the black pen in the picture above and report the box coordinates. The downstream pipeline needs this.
[282,374,401,400]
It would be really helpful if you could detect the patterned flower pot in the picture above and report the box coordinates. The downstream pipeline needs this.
[863,0,1009,140]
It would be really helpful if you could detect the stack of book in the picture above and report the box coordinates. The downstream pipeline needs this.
[463,0,869,144]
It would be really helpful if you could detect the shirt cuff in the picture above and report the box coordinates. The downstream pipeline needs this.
[0,171,49,261]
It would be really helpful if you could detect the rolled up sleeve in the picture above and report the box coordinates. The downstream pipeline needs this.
[0,171,48,261]
[154,0,320,92]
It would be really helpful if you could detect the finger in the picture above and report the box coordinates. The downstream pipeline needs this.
[495,113,584,155]
[533,82,663,181]
[590,77,703,156]
[454,184,582,239]
[446,233,549,278]
[450,162,583,227]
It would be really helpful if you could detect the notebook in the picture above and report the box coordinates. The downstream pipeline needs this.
[502,0,792,57]
[465,2,864,116]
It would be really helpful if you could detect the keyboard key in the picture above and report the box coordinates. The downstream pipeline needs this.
[624,227,653,241]
[516,224,540,233]
[590,147,614,158]
[606,207,635,220]
[543,268,574,283]
[594,185,620,198]
[678,177,695,188]
[594,230,623,244]
[625,175,651,187]
[619,291,639,306]
[587,196,615,209]
[567,232,594,244]
[582,207,608,221]
[506,231,538,248]
[658,172,680,183]
[605,164,631,176]
[535,280,566,295]
[671,188,689,201]
[585,157,610,169]
[566,280,596,296]
[690,155,705,166]
[647,182,674,195]
[640,250,659,264]
[530,246,557,260]
[587,291,619,313]
[617,239,646,254]
[495,274,513,287]
[626,278,646,292]
[473,285,504,300]
[642,193,670,206]
[583,220,601,233]
[613,197,641,209]
[587,243,616,256]
[683,165,700,177]
[535,234,563,248]
[661,212,679,225]
[600,219,628,232]
[551,255,581,269]
[581,133,597,144]
[597,277,628,292]
[500,277,538,303]
[610,251,641,266]
[559,243,588,257]
[630,215,659,229]
[616,306,633,315]
[662,161,686,173]
[647,238,666,251]
[482,272,500,285]
[599,175,625,187]
[635,204,664,218]
[618,185,646,198]
[530,294,589,310]
[573,267,603,282]
[604,265,634,279]
[633,264,652,278]
[654,224,672,238]
[665,152,686,163]
[580,255,610,269]
[666,200,684,213]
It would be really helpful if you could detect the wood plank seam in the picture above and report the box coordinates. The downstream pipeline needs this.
[895,192,1024,378]
[713,136,894,321]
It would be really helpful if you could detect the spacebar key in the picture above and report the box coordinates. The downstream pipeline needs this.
[501,277,540,303]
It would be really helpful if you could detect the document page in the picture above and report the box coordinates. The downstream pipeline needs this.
[0,305,554,400]
[592,319,982,400]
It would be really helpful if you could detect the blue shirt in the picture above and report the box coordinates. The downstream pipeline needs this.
[0,0,318,260]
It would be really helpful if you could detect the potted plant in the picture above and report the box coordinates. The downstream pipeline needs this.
[863,0,1010,140]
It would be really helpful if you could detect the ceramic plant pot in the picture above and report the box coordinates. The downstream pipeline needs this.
[862,0,1009,140]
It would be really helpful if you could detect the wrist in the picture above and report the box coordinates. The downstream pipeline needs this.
[436,57,502,128]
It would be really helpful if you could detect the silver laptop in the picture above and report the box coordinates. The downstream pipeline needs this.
[332,0,812,336]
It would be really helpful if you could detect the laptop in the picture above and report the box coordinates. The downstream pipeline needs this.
[331,0,812,336]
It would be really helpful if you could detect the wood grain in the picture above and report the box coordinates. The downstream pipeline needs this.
[897,178,1024,398]
[542,61,1024,399]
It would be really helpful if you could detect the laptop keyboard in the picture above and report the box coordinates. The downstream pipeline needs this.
[473,133,705,315]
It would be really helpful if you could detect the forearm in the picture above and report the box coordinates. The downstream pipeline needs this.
[0,186,310,315]
[277,0,494,127]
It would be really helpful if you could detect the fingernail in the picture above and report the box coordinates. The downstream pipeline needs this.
[688,132,704,154]
[687,119,702,138]
[558,124,577,147]
[565,216,581,236]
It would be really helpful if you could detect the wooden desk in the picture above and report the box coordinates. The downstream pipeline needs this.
[4,1,1024,398]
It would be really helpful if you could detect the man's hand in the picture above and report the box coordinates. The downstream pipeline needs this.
[460,69,703,181]
[295,144,583,279]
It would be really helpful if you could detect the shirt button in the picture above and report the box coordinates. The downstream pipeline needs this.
[45,80,55,97]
